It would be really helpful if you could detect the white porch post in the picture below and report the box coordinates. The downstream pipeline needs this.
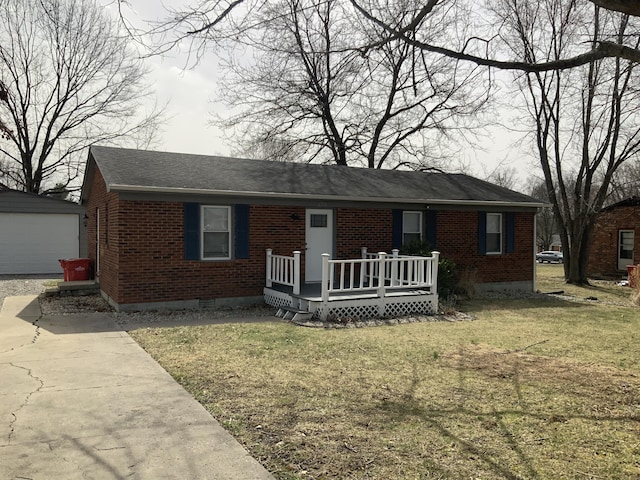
[377,252,387,316]
[266,249,273,287]
[377,252,386,298]
[293,251,301,295]
[361,247,368,282]
[321,253,330,302]
[391,249,399,286]
[431,251,440,291]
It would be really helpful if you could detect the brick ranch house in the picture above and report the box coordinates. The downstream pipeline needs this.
[80,146,543,315]
[588,197,640,278]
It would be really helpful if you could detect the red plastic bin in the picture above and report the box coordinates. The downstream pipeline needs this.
[59,258,92,282]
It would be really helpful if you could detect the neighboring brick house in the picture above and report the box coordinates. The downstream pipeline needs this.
[80,146,543,312]
[588,197,640,278]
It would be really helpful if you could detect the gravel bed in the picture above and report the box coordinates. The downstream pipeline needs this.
[8,275,622,329]
[0,275,60,310]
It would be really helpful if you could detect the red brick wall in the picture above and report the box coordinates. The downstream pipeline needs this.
[85,168,120,301]
[87,188,535,306]
[335,208,392,259]
[436,211,535,284]
[588,206,640,277]
[112,203,306,305]
[336,208,535,285]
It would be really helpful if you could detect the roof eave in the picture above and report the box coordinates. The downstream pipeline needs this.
[108,184,545,209]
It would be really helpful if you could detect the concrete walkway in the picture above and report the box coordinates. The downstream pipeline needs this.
[0,295,274,479]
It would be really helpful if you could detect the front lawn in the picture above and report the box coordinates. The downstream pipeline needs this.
[129,269,640,479]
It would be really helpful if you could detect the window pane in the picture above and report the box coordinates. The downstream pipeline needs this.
[487,233,501,253]
[203,207,229,231]
[403,232,421,245]
[621,249,633,259]
[621,232,634,246]
[619,231,634,259]
[485,213,502,253]
[487,213,501,234]
[403,212,421,233]
[310,214,328,228]
[203,232,229,258]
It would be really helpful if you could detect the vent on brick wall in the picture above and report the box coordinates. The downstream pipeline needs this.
[199,299,216,309]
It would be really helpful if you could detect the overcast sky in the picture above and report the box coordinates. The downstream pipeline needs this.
[109,2,536,190]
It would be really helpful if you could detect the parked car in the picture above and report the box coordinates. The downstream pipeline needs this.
[536,251,564,263]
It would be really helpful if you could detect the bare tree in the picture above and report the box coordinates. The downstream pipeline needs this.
[0,0,162,194]
[607,159,640,203]
[493,0,640,284]
[132,0,640,71]
[186,0,486,168]
[484,165,519,190]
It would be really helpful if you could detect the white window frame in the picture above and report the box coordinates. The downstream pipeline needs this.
[201,206,232,260]
[486,213,503,255]
[403,211,423,245]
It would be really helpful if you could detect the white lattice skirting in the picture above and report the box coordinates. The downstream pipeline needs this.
[311,294,437,321]
[265,288,437,321]
[263,288,294,309]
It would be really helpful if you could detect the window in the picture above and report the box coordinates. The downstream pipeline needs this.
[201,206,231,259]
[619,230,634,260]
[310,214,328,228]
[403,211,422,245]
[486,213,502,254]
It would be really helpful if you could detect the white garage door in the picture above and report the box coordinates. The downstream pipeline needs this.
[0,213,79,274]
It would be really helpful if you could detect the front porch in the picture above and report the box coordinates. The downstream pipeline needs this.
[264,247,440,321]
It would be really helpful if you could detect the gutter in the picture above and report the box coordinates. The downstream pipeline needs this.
[108,183,546,209]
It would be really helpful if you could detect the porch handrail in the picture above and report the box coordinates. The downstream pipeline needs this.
[266,249,301,295]
[323,250,440,302]
[265,247,439,303]
[360,247,439,286]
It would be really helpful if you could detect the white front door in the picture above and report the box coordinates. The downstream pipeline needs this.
[305,209,334,282]
[618,230,634,271]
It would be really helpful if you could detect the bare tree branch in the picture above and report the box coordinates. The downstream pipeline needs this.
[0,0,164,194]
[351,0,640,71]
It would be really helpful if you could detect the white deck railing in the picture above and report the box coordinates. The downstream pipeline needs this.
[266,247,439,302]
[265,249,301,295]
[323,249,439,302]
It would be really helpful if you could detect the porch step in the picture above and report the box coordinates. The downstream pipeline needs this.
[45,280,100,297]
[275,305,314,322]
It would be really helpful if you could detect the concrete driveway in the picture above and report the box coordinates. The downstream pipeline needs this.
[0,295,274,479]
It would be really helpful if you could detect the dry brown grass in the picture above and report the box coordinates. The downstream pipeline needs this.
[130,269,640,479]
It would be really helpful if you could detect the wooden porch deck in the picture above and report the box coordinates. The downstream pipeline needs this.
[264,248,440,321]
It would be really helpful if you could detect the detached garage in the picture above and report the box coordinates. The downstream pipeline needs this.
[0,190,86,274]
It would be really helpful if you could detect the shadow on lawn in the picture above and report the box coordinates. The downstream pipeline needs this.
[379,353,640,479]
[458,295,588,314]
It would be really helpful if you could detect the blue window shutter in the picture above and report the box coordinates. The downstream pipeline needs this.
[506,212,515,253]
[392,209,403,249]
[426,210,437,248]
[478,212,487,255]
[184,203,200,260]
[235,204,250,259]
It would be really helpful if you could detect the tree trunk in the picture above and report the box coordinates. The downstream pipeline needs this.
[565,219,595,285]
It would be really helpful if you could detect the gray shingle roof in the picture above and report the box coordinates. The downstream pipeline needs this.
[85,145,541,207]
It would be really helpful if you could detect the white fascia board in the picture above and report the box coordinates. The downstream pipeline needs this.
[108,184,546,209]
